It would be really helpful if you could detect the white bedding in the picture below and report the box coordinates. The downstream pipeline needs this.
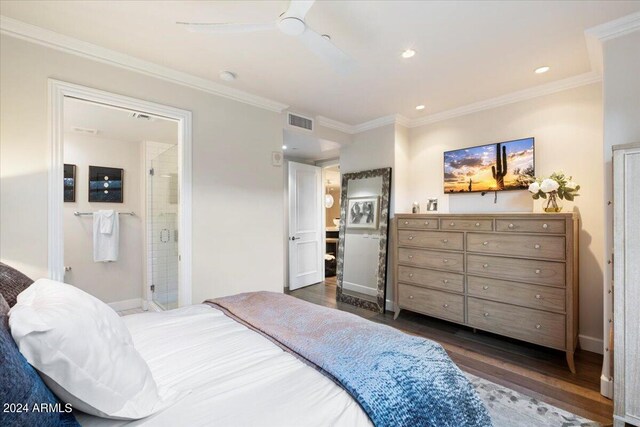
[75,304,372,427]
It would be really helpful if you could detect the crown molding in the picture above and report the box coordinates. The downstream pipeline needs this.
[409,71,601,128]
[316,115,355,134]
[316,72,601,134]
[0,15,289,113]
[585,11,640,75]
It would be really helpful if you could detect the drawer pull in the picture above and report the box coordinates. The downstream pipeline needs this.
[482,285,489,290]
[442,239,449,243]
[482,241,489,246]
[408,255,414,259]
[535,269,541,274]
[404,221,409,225]
[508,223,514,229]
[534,244,541,249]
[483,312,490,317]
[443,259,449,263]
[535,324,542,329]
[482,263,489,268]
[542,223,548,229]
[475,222,480,227]
[450,222,455,226]
[408,236,414,240]
[424,221,430,225]
[408,273,414,278]
[408,295,414,299]
[443,279,449,284]
[442,304,449,308]
[535,294,541,299]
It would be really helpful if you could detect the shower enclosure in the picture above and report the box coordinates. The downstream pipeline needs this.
[147,142,179,310]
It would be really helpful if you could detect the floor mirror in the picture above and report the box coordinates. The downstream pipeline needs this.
[336,167,392,313]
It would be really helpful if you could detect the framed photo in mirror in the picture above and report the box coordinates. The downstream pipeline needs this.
[347,196,379,229]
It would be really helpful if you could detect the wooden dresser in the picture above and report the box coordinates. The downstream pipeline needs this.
[392,213,579,372]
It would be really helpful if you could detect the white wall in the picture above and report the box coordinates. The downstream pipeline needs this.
[63,133,144,303]
[409,83,605,343]
[0,35,284,303]
[601,30,640,390]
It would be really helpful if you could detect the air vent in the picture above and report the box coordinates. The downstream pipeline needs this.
[129,112,155,121]
[71,126,98,135]
[288,113,313,132]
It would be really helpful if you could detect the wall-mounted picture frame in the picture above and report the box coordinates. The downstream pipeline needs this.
[64,164,76,202]
[347,196,379,229]
[88,165,123,203]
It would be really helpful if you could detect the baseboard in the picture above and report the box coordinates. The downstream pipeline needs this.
[108,298,142,312]
[343,281,378,297]
[579,334,604,354]
[600,374,613,399]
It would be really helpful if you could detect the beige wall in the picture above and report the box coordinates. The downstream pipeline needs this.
[601,30,640,383]
[63,133,144,303]
[409,83,605,343]
[0,35,284,303]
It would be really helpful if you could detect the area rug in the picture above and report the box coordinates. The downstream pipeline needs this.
[465,373,602,427]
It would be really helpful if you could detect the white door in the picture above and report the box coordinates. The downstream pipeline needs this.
[288,162,323,290]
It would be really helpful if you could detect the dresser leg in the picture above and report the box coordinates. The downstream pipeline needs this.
[393,309,401,320]
[566,351,576,374]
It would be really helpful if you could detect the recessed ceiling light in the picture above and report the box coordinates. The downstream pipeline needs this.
[219,70,237,81]
[535,66,550,74]
[282,145,288,150]
[401,49,416,59]
[415,105,425,111]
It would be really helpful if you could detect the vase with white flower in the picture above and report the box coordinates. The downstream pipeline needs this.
[528,172,580,213]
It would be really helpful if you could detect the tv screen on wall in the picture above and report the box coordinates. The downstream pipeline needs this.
[443,137,535,193]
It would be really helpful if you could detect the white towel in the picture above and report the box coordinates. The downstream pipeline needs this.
[93,210,119,262]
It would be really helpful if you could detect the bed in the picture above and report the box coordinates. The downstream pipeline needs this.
[2,265,491,427]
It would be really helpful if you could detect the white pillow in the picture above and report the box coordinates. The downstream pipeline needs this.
[9,278,181,420]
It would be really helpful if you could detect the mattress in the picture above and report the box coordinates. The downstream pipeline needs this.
[75,304,372,427]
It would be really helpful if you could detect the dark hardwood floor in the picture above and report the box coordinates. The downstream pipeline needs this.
[287,279,613,426]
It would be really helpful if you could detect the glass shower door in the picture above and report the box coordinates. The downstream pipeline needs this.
[150,145,179,310]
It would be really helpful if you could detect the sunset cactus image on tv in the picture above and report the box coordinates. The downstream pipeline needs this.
[443,137,535,193]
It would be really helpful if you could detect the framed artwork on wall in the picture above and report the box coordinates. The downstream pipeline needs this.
[64,164,76,202]
[347,196,379,229]
[88,166,123,203]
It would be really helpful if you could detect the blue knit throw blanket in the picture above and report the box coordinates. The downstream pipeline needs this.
[206,292,492,427]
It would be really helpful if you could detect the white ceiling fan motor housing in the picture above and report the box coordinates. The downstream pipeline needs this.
[278,17,306,36]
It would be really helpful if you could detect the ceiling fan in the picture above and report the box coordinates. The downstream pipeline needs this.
[177,0,354,73]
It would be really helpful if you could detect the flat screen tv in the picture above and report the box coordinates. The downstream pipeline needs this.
[443,137,535,193]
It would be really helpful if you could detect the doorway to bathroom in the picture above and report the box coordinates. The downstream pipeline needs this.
[49,80,192,311]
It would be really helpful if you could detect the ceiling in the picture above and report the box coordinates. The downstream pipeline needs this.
[64,98,178,145]
[283,129,341,161]
[3,1,639,125]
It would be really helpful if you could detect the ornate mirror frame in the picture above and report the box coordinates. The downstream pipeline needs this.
[336,167,392,313]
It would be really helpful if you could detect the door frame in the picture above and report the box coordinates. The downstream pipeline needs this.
[47,79,193,307]
[287,161,323,290]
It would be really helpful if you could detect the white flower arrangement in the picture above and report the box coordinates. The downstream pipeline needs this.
[528,172,580,212]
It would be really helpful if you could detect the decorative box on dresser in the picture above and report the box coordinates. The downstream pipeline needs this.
[613,143,640,427]
[392,213,579,372]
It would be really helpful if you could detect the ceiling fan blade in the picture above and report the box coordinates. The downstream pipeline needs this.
[176,22,275,34]
[284,0,316,19]
[298,28,355,74]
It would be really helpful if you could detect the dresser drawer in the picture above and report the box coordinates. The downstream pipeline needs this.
[441,218,493,231]
[398,230,464,251]
[398,248,465,272]
[467,254,565,287]
[496,219,565,234]
[397,217,439,230]
[467,233,566,260]
[398,266,464,293]
[468,298,565,349]
[467,276,565,312]
[399,284,464,323]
